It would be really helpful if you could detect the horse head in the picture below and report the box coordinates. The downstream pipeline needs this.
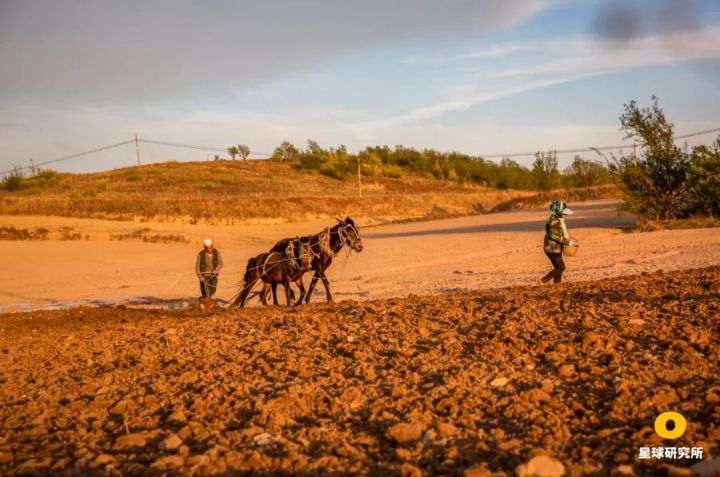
[297,237,315,269]
[340,217,363,252]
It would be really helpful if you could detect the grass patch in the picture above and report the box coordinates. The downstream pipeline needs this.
[0,226,49,240]
[58,226,86,240]
[110,228,188,243]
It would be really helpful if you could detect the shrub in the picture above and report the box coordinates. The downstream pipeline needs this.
[563,157,612,188]
[531,151,561,191]
[126,169,142,182]
[610,97,697,219]
[2,171,24,191]
[687,138,720,216]
[382,165,403,178]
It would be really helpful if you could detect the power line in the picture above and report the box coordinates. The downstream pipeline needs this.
[1,139,135,175]
[0,137,273,175]
[138,138,272,157]
[477,126,720,159]
[2,126,718,176]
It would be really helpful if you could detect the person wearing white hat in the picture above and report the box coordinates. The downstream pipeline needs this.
[540,200,574,285]
[195,238,223,299]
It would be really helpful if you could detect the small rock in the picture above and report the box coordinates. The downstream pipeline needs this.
[253,432,277,446]
[558,364,575,379]
[108,399,134,416]
[90,454,114,468]
[401,462,422,477]
[387,422,425,443]
[516,455,565,477]
[616,464,634,475]
[628,318,645,326]
[151,455,185,469]
[436,422,458,438]
[115,433,147,449]
[168,407,187,425]
[490,377,509,388]
[464,465,493,477]
[159,433,183,451]
[347,335,359,343]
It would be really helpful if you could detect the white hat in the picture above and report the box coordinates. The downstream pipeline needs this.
[203,238,213,247]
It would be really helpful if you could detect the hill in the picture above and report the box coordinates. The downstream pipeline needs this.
[0,160,617,224]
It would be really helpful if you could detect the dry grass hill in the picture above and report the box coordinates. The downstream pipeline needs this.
[0,160,617,224]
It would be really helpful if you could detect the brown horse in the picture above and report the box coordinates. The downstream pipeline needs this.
[233,234,326,307]
[270,217,363,303]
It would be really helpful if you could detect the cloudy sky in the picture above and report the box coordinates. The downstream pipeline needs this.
[1,0,719,173]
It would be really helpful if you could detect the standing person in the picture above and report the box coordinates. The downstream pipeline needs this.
[540,201,574,285]
[195,238,223,299]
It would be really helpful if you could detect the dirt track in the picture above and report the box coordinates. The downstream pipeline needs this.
[2,199,720,311]
[1,267,718,475]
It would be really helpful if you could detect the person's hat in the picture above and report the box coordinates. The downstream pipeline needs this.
[550,200,574,215]
[203,238,213,247]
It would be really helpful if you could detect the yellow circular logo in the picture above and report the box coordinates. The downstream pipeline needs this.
[654,412,687,439]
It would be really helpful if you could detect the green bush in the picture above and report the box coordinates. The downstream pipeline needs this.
[610,97,719,219]
[687,138,720,216]
[269,139,615,190]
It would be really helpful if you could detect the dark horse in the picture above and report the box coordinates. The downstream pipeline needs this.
[232,234,326,307]
[270,217,363,303]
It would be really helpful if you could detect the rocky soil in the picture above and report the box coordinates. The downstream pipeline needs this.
[0,267,719,476]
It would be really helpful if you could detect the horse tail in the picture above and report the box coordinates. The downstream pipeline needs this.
[244,257,257,284]
[233,256,258,307]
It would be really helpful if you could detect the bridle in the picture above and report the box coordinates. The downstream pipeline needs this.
[337,223,361,249]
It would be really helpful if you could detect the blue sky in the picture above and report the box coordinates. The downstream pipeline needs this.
[1,0,719,173]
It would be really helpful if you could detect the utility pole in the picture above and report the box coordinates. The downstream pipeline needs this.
[357,155,362,198]
[135,134,141,166]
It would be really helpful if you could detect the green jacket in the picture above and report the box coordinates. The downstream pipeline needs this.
[544,214,569,254]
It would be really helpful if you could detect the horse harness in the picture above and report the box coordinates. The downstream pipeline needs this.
[324,223,360,257]
[285,238,316,270]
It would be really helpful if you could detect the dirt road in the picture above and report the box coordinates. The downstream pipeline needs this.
[1,199,719,311]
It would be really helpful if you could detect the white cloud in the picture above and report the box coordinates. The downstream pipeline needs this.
[355,25,720,132]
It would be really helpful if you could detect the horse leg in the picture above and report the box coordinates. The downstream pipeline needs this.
[272,283,279,305]
[294,278,307,306]
[319,270,333,302]
[284,279,292,306]
[305,272,320,304]
[260,283,271,306]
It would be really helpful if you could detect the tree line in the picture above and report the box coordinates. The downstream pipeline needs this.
[270,140,612,191]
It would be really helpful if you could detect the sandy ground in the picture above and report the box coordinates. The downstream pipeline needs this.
[1,267,718,475]
[1,199,719,311]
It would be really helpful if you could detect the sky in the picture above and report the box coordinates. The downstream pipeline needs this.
[1,0,719,174]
